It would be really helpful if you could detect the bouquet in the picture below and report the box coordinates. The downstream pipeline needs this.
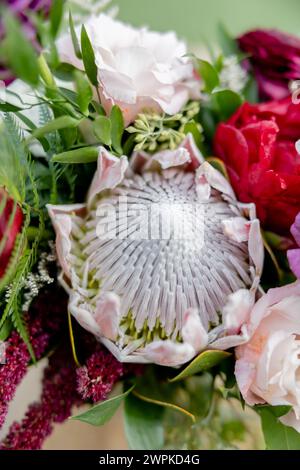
[0,0,300,451]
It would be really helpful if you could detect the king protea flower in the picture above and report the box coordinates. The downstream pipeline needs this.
[0,188,23,278]
[48,135,264,366]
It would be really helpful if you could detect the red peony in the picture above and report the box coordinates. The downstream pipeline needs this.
[0,188,23,278]
[213,97,300,235]
[238,29,300,101]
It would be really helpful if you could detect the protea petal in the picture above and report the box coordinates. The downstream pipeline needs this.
[87,147,128,207]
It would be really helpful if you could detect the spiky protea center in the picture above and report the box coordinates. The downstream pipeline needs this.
[72,170,251,344]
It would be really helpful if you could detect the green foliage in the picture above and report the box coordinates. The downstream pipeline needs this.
[169,350,231,382]
[93,116,112,146]
[124,393,164,450]
[195,59,219,93]
[81,26,98,87]
[50,0,64,39]
[211,89,243,120]
[71,386,134,426]
[3,12,39,86]
[52,147,99,163]
[69,11,82,59]
[217,23,240,56]
[110,105,125,155]
[74,70,93,116]
[257,406,300,450]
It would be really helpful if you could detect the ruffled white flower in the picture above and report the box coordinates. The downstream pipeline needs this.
[57,14,199,125]
[47,134,264,366]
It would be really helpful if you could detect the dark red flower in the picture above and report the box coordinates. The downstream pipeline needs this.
[238,29,300,101]
[0,189,23,278]
[213,98,300,235]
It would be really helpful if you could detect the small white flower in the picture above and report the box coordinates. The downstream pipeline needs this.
[219,55,248,94]
[57,14,200,125]
[48,135,264,366]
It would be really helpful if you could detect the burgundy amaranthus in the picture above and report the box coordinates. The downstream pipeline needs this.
[0,286,66,429]
[1,345,81,450]
[76,347,125,403]
[0,287,138,449]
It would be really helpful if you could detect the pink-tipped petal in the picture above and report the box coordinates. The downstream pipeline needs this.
[87,147,128,207]
[47,204,85,278]
[180,133,204,169]
[195,173,211,201]
[222,217,251,243]
[94,292,121,341]
[222,289,255,334]
[182,308,208,352]
[142,339,195,367]
[129,150,151,174]
[248,219,264,276]
[151,147,190,169]
[196,161,236,200]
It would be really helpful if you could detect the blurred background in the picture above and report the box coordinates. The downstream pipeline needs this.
[2,0,298,451]
[114,0,300,45]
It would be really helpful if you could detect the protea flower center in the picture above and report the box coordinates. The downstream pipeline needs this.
[83,170,250,335]
[48,137,263,366]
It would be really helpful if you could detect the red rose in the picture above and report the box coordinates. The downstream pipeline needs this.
[238,29,300,101]
[0,188,23,278]
[213,98,300,235]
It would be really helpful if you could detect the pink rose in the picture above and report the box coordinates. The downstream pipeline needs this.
[57,14,199,125]
[233,282,300,432]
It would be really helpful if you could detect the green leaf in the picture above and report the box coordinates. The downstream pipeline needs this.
[71,386,134,426]
[256,406,300,450]
[169,350,231,382]
[93,116,112,146]
[183,121,203,149]
[217,23,240,56]
[81,26,98,86]
[124,393,164,450]
[196,59,219,93]
[29,116,82,141]
[52,146,99,163]
[0,103,23,112]
[110,105,124,154]
[243,75,259,103]
[69,11,82,59]
[50,0,64,39]
[212,89,243,120]
[74,70,93,116]
[3,13,39,86]
[0,319,12,341]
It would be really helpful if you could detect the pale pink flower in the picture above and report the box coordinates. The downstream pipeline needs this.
[57,14,199,125]
[230,282,300,432]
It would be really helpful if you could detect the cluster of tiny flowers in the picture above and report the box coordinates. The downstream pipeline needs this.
[5,247,55,312]
[126,101,201,152]
[219,55,248,93]
[1,345,81,450]
[77,347,128,403]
